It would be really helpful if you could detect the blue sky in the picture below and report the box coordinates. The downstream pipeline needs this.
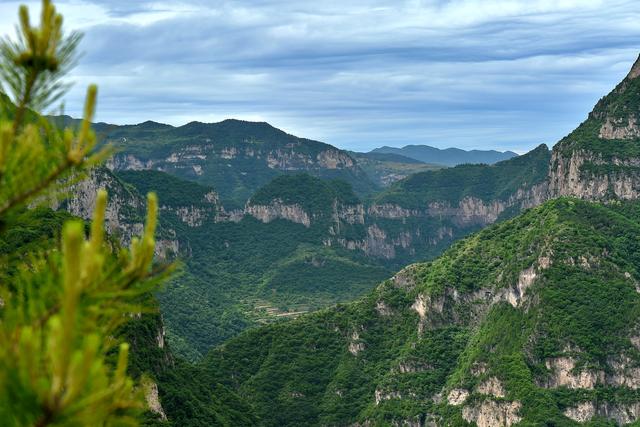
[0,0,639,153]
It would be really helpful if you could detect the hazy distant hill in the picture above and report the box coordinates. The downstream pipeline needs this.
[371,144,518,166]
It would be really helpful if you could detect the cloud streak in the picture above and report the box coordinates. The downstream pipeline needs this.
[1,0,639,152]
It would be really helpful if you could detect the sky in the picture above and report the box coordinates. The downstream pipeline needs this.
[0,1,639,153]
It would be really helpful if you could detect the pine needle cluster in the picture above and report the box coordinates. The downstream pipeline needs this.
[0,1,169,425]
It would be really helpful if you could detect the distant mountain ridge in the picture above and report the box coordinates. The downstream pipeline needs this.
[370,144,518,166]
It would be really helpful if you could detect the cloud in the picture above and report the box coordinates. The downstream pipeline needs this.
[0,0,639,152]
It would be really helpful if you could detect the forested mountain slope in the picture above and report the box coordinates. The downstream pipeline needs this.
[95,118,376,206]
[200,198,640,426]
[116,171,392,359]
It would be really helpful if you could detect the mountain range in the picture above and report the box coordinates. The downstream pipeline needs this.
[165,53,640,426]
[75,146,549,360]
[370,145,519,166]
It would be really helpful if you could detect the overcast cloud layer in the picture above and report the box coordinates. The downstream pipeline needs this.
[0,0,639,152]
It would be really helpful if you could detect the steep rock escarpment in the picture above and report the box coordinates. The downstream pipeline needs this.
[369,181,548,229]
[350,144,552,262]
[548,149,640,200]
[56,168,180,258]
[55,168,144,244]
[246,199,312,227]
[115,169,231,229]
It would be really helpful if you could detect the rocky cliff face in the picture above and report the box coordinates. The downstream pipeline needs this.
[564,401,640,425]
[246,199,312,227]
[548,149,640,200]
[163,190,222,227]
[239,177,549,262]
[422,185,548,228]
[55,169,144,245]
[109,145,357,174]
[346,181,548,261]
[55,168,180,258]
[245,195,366,230]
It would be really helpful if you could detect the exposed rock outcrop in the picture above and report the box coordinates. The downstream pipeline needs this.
[317,149,355,169]
[375,300,392,316]
[107,154,156,171]
[334,224,397,259]
[446,389,469,406]
[348,330,365,356]
[374,388,403,405]
[564,401,640,425]
[55,169,144,245]
[54,169,184,258]
[599,115,640,140]
[333,201,365,225]
[542,356,603,389]
[505,265,538,308]
[246,199,311,227]
[143,380,168,421]
[368,204,422,220]
[476,377,506,398]
[412,293,444,334]
[462,400,522,427]
[548,150,640,200]
[397,360,431,374]
[541,353,640,391]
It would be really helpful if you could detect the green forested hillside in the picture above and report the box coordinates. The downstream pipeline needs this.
[117,171,392,359]
[116,154,556,360]
[249,173,359,214]
[117,170,220,208]
[199,198,640,426]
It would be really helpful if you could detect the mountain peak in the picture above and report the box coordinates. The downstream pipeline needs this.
[627,53,640,80]
[135,120,172,130]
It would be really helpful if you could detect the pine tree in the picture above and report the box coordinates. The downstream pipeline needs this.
[0,1,168,425]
